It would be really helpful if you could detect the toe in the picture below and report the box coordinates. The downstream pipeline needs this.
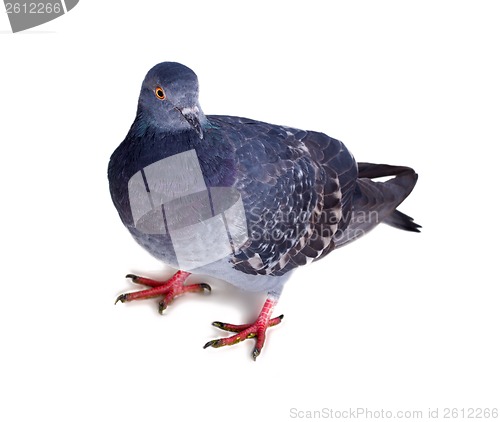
[269,314,284,327]
[211,321,253,332]
[203,339,222,349]
[252,347,261,361]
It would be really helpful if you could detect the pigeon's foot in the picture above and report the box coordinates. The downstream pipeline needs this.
[203,298,283,360]
[115,270,211,314]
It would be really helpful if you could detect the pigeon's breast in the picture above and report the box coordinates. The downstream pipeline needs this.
[109,128,242,271]
[126,149,247,271]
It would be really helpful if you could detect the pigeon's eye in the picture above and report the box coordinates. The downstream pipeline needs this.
[155,87,166,100]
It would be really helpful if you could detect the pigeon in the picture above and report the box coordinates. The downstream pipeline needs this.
[108,62,420,360]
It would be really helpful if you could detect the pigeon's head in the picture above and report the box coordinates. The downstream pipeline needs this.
[137,62,206,139]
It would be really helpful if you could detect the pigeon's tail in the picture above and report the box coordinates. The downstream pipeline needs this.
[383,209,421,232]
[335,163,420,248]
[357,162,420,232]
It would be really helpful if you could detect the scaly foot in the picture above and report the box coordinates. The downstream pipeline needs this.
[203,298,283,360]
[115,270,211,314]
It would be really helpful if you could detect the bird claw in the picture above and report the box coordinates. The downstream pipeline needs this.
[252,347,261,361]
[200,283,212,294]
[114,271,211,311]
[125,274,138,282]
[273,314,285,326]
[158,301,167,315]
[203,306,283,359]
[203,339,222,349]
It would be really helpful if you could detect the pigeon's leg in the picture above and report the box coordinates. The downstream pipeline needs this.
[204,289,283,360]
[115,270,211,314]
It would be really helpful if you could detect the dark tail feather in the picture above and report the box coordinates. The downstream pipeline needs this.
[333,163,420,248]
[358,162,421,233]
[357,163,416,179]
[384,209,421,232]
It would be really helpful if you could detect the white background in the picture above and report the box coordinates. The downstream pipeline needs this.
[1,1,499,421]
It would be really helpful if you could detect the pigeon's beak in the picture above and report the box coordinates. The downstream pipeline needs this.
[180,107,204,140]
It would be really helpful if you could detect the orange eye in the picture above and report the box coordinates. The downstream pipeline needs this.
[155,86,166,100]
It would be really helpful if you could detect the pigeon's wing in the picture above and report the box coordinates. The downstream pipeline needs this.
[208,116,358,276]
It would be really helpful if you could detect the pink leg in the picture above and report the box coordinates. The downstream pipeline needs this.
[204,296,283,360]
[115,270,211,314]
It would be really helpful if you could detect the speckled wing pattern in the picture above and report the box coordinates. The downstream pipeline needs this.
[208,116,358,277]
